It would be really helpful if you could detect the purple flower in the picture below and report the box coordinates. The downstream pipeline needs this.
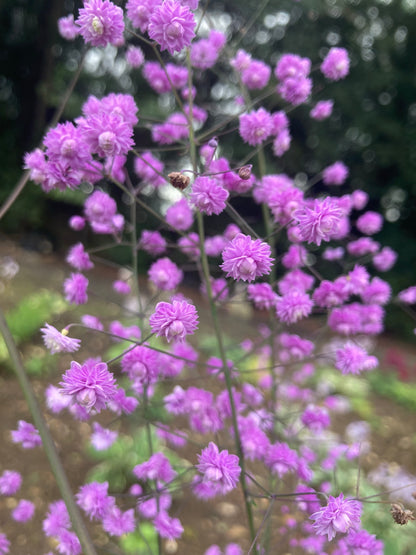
[356,210,383,235]
[57,14,79,40]
[63,273,88,305]
[126,0,162,32]
[275,53,311,81]
[76,0,124,47]
[153,511,184,539]
[91,422,118,451]
[339,529,384,554]
[45,385,72,413]
[373,246,397,272]
[275,290,313,324]
[152,112,189,144]
[190,176,229,215]
[301,405,331,433]
[66,243,93,271]
[102,506,135,536]
[134,151,165,186]
[41,323,81,354]
[149,300,199,342]
[139,230,167,256]
[265,442,298,478]
[321,47,350,81]
[11,420,42,449]
[148,257,183,290]
[322,161,349,186]
[0,470,22,495]
[133,452,176,482]
[294,197,344,246]
[112,280,131,295]
[241,60,271,89]
[221,233,274,282]
[60,360,117,412]
[272,128,291,157]
[178,232,201,260]
[79,112,134,157]
[0,533,9,555]
[12,499,35,522]
[121,344,159,384]
[310,493,361,540]
[239,108,273,146]
[277,75,312,106]
[335,342,378,375]
[166,198,193,231]
[56,529,82,555]
[148,0,196,55]
[247,283,278,310]
[43,500,70,537]
[84,190,123,235]
[310,100,333,120]
[76,481,115,520]
[126,45,145,68]
[190,31,225,70]
[196,442,241,495]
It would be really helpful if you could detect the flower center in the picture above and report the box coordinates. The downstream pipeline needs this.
[91,16,104,37]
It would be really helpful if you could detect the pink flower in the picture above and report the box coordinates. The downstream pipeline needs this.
[372,246,397,272]
[63,273,88,304]
[239,108,273,146]
[247,283,278,310]
[126,0,162,33]
[148,257,183,290]
[310,493,361,540]
[356,211,383,235]
[398,285,416,304]
[133,452,176,482]
[60,360,117,412]
[221,233,274,282]
[241,60,271,89]
[275,54,311,81]
[154,512,184,539]
[126,45,145,68]
[310,100,333,120]
[11,420,42,449]
[139,230,167,255]
[41,323,81,354]
[149,300,199,342]
[91,422,118,450]
[76,482,114,520]
[148,0,196,55]
[321,47,350,81]
[0,470,22,495]
[66,243,93,271]
[58,15,79,40]
[76,0,124,47]
[190,176,229,215]
[265,442,298,478]
[196,442,241,495]
[0,533,9,555]
[335,342,378,375]
[166,198,193,231]
[275,290,313,324]
[102,507,135,536]
[12,500,35,522]
[322,161,349,186]
[294,197,344,246]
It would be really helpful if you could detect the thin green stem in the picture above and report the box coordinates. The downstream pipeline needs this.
[0,310,98,555]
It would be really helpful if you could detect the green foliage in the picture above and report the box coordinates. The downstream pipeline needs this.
[369,370,416,411]
[120,523,158,555]
[0,290,67,368]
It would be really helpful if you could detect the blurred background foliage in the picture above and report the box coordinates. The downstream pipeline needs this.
[1,0,415,335]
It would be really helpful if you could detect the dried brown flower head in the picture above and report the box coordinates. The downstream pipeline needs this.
[238,165,252,180]
[390,503,416,525]
[168,172,190,191]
